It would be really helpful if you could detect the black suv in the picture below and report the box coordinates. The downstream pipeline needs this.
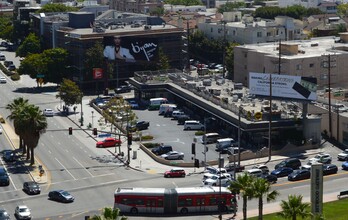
[127,121,150,132]
[0,167,9,186]
[275,158,301,170]
[151,145,173,155]
[4,61,13,67]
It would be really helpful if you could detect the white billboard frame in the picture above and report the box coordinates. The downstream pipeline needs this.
[249,72,317,101]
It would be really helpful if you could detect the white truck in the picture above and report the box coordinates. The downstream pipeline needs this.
[159,104,177,115]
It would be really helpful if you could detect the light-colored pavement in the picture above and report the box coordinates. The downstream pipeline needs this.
[0,92,339,219]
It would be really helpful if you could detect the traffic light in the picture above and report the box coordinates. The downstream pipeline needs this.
[191,143,196,155]
[93,128,97,136]
[68,127,72,135]
[127,134,132,145]
[194,159,200,168]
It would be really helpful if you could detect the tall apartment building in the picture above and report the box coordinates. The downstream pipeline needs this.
[110,0,162,14]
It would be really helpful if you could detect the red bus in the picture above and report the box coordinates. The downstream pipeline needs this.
[114,186,237,215]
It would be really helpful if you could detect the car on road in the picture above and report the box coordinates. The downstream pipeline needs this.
[308,153,332,165]
[0,77,6,84]
[203,173,232,186]
[96,138,122,148]
[337,149,348,161]
[252,164,269,174]
[342,161,348,170]
[14,205,31,220]
[224,163,245,173]
[259,173,278,184]
[274,158,301,170]
[164,168,186,178]
[23,181,41,195]
[127,121,150,132]
[151,145,173,156]
[2,150,16,162]
[288,169,310,181]
[0,209,10,220]
[323,164,338,175]
[43,108,54,117]
[48,190,75,203]
[203,168,229,180]
[271,167,294,177]
[160,151,184,160]
[0,167,9,186]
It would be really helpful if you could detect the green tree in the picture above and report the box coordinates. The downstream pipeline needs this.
[36,3,79,13]
[16,33,41,57]
[0,24,14,43]
[164,0,202,6]
[89,207,127,220]
[56,78,83,111]
[42,48,69,84]
[278,195,312,220]
[252,178,279,220]
[150,7,165,16]
[6,97,29,154]
[225,42,239,79]
[17,53,43,79]
[337,3,348,15]
[0,15,13,41]
[158,48,170,70]
[229,172,255,220]
[84,41,104,81]
[218,2,245,13]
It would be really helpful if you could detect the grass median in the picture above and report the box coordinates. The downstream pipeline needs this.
[248,198,348,220]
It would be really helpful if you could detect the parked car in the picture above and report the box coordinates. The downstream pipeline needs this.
[0,126,2,134]
[0,167,9,186]
[275,158,301,170]
[308,153,332,165]
[342,161,348,170]
[0,209,10,220]
[224,163,245,173]
[160,151,184,160]
[246,168,263,177]
[96,138,122,148]
[183,120,205,130]
[171,111,187,120]
[0,77,6,84]
[164,168,186,178]
[2,150,16,162]
[271,167,294,177]
[323,164,338,175]
[259,173,278,184]
[127,100,139,109]
[127,121,150,132]
[0,54,5,61]
[203,168,229,180]
[177,115,191,125]
[48,190,75,203]
[14,205,31,220]
[151,145,173,155]
[43,108,54,117]
[337,149,348,161]
[3,60,13,67]
[7,64,15,71]
[114,85,132,93]
[288,169,310,181]
[252,164,269,174]
[23,181,41,195]
[203,173,232,186]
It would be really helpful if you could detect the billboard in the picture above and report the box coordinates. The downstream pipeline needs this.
[103,36,158,63]
[249,72,317,101]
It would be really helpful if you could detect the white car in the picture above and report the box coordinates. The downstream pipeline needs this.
[308,153,332,165]
[160,151,184,160]
[337,149,348,161]
[0,77,6,83]
[0,126,2,134]
[203,173,232,186]
[15,205,31,220]
[43,108,54,117]
[202,168,229,180]
[252,164,269,173]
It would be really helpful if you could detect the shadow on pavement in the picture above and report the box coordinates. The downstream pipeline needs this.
[13,86,58,94]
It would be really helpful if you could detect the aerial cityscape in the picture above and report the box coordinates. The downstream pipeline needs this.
[1,0,348,219]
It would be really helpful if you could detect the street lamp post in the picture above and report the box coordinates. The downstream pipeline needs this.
[80,96,84,126]
[91,111,94,128]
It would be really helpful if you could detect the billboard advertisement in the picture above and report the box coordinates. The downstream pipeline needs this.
[249,72,317,101]
[103,36,158,63]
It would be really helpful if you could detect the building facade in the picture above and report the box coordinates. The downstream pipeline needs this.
[110,0,162,14]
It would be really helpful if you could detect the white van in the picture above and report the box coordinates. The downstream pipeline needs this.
[159,104,177,115]
[172,111,187,119]
[246,168,263,177]
[184,120,205,130]
[202,133,220,144]
[215,138,236,150]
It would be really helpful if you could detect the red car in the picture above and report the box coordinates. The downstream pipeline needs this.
[96,138,122,148]
[164,168,186,178]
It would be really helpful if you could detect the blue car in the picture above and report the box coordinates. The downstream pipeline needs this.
[288,169,310,181]
[271,167,294,177]
[342,161,348,170]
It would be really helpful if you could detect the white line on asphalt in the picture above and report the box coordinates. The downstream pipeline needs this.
[48,150,51,154]
[73,157,94,177]
[55,157,77,180]
[172,182,178,188]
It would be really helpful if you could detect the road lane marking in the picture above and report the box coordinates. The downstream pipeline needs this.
[55,157,77,180]
[73,157,94,177]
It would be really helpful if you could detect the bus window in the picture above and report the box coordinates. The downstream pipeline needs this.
[178,198,193,206]
[158,199,163,207]
[209,197,217,205]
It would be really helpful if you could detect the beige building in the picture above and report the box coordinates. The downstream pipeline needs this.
[233,34,348,89]
[110,0,162,14]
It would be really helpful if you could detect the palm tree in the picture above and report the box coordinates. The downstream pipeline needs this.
[252,177,279,220]
[278,195,312,220]
[6,97,29,154]
[229,172,255,220]
[89,207,127,220]
[21,104,47,164]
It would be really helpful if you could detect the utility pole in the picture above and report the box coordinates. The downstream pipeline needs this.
[186,20,190,70]
[222,20,227,78]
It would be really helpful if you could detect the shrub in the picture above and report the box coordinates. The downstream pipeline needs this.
[195,131,205,136]
[0,117,5,123]
[11,73,20,81]
[133,135,154,141]
[143,143,161,148]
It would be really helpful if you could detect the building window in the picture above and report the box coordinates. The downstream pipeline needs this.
[296,64,302,70]
[267,32,271,37]
[276,30,279,35]
[233,30,236,36]
[309,63,314,68]
[244,53,247,58]
[244,65,247,70]
[211,28,213,32]
[257,32,262,37]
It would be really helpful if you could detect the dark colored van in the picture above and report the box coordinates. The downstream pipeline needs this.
[275,158,301,170]
[151,145,173,156]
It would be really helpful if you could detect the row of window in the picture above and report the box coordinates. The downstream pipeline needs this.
[119,197,228,207]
